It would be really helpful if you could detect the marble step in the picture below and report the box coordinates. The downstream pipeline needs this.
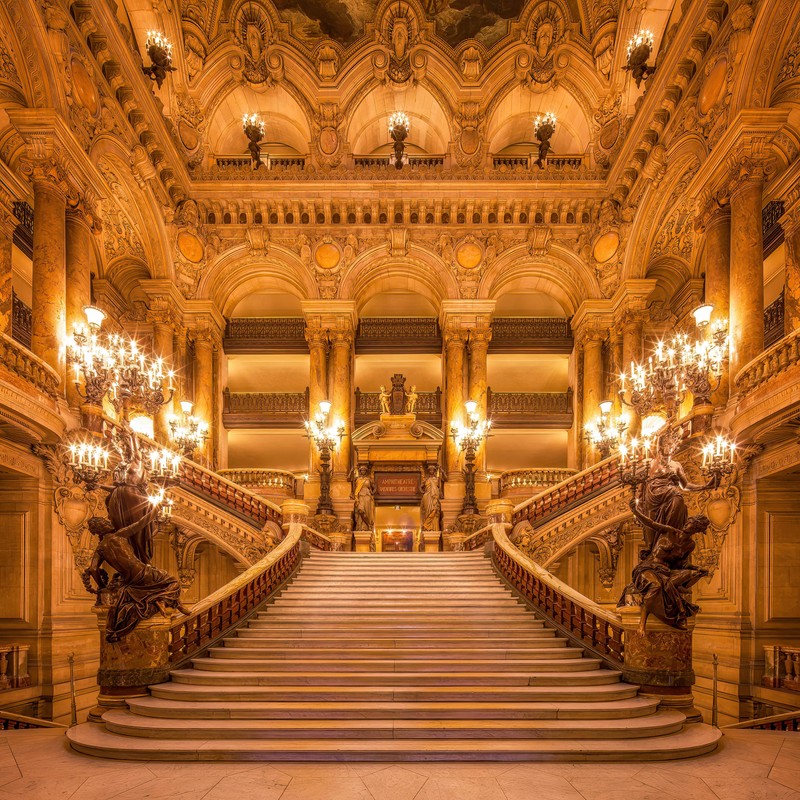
[255,610,535,620]
[126,693,663,720]
[67,722,722,761]
[101,708,686,740]
[211,645,580,659]
[149,681,637,704]
[190,657,601,673]
[245,616,544,627]
[270,597,523,606]
[230,634,566,648]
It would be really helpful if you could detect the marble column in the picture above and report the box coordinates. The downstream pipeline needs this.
[444,329,467,476]
[65,208,95,408]
[31,176,67,382]
[152,320,174,443]
[193,331,215,466]
[581,331,605,466]
[621,314,644,435]
[729,174,764,379]
[305,328,328,476]
[468,328,491,417]
[781,204,800,335]
[704,206,731,403]
[173,326,188,415]
[0,216,12,336]
[329,330,353,477]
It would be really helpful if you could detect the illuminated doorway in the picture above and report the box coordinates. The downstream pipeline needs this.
[375,505,421,552]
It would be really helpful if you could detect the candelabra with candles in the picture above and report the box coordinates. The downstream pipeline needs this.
[168,401,209,456]
[450,401,491,516]
[584,401,629,459]
[142,31,176,89]
[533,112,556,168]
[625,29,655,88]
[305,401,345,515]
[388,111,411,170]
[68,439,110,489]
[700,434,737,487]
[243,113,265,170]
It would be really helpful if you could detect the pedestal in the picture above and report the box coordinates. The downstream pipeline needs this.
[88,606,173,722]
[619,606,701,722]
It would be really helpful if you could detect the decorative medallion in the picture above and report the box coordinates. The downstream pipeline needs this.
[177,230,205,263]
[455,241,483,269]
[698,56,728,116]
[599,118,620,150]
[314,242,341,270]
[319,127,338,155]
[70,56,99,116]
[178,120,200,151]
[593,231,620,263]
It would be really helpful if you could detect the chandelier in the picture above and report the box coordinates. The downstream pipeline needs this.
[243,113,265,170]
[619,305,729,418]
[388,112,411,170]
[168,401,209,455]
[305,401,344,515]
[67,306,176,420]
[584,401,629,459]
[142,31,176,89]
[625,29,655,88]
[68,438,110,489]
[450,401,491,516]
[533,113,556,169]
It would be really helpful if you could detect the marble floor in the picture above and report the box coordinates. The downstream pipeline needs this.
[0,728,799,800]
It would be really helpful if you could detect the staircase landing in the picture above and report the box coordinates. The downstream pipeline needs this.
[68,552,721,761]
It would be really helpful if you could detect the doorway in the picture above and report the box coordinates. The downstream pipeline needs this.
[374,505,421,552]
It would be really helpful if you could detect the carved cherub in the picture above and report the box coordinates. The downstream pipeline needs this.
[379,385,391,414]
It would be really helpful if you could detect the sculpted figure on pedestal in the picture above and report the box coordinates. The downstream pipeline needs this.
[379,385,390,414]
[406,385,418,414]
[353,465,375,532]
[420,465,441,532]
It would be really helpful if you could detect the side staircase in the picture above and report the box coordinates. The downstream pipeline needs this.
[68,551,720,760]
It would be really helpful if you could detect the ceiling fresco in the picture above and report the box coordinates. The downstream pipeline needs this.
[269,0,528,48]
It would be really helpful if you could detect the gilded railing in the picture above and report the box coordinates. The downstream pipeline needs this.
[224,317,306,343]
[764,291,785,349]
[487,389,573,414]
[11,291,31,351]
[735,326,800,396]
[301,524,334,551]
[167,523,302,665]
[500,468,578,494]
[0,332,60,398]
[491,522,624,666]
[355,388,441,415]
[218,468,297,494]
[223,389,309,414]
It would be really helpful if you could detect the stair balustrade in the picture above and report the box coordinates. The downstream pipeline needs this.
[0,711,66,730]
[727,711,800,731]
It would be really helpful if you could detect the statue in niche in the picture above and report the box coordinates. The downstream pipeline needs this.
[353,465,375,532]
[379,385,391,414]
[420,465,442,532]
[620,501,710,634]
[82,424,189,642]
[638,433,715,555]
[406,385,418,414]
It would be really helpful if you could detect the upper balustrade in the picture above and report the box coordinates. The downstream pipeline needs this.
[499,468,578,497]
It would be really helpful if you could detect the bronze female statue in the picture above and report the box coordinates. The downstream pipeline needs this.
[621,500,710,634]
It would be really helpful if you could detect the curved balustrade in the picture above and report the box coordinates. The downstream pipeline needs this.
[167,524,302,665]
[218,468,298,495]
[734,326,800,396]
[463,523,493,551]
[512,457,621,527]
[0,332,60,398]
[500,468,578,496]
[300,524,334,551]
[490,522,625,666]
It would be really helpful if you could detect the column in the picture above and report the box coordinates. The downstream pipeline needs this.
[729,169,764,379]
[444,327,467,476]
[173,325,188,414]
[468,328,491,417]
[65,205,95,408]
[781,203,800,335]
[621,313,643,434]
[329,329,353,478]
[192,329,215,466]
[0,210,13,336]
[31,173,67,382]
[151,320,174,443]
[581,331,605,467]
[703,205,731,403]
[305,327,328,477]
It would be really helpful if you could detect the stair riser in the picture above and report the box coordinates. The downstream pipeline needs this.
[234,636,561,645]
[212,648,577,659]
[191,660,600,673]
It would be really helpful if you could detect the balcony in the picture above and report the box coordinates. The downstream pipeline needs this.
[489,318,573,354]
[487,389,573,429]
[492,154,585,171]
[499,468,578,498]
[355,387,442,427]
[11,291,31,351]
[764,291,785,349]
[222,388,309,429]
[763,645,800,693]
[223,318,307,354]
[356,318,441,354]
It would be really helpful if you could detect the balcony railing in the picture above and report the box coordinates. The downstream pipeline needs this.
[487,389,573,429]
[11,291,31,351]
[214,155,306,171]
[764,290,785,349]
[356,317,441,353]
[499,468,578,496]
[0,332,60,398]
[355,387,442,426]
[763,644,800,692]
[353,154,446,169]
[734,326,800,397]
[492,154,585,171]
[222,388,309,428]
[223,317,307,354]
[728,712,800,731]
[490,317,573,353]
[218,468,298,497]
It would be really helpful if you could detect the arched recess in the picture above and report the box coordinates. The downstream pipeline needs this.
[198,246,317,317]
[338,246,457,313]
[346,83,451,155]
[645,257,692,319]
[485,83,593,155]
[205,83,312,156]
[480,243,602,314]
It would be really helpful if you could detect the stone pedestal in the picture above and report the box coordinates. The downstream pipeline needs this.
[353,531,373,552]
[442,531,466,551]
[88,606,173,722]
[619,606,701,722]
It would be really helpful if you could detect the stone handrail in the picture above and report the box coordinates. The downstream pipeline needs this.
[512,456,621,527]
[0,331,60,398]
[179,460,282,528]
[463,523,493,551]
[734,326,800,396]
[762,644,800,692]
[490,521,624,666]
[301,524,334,551]
[0,711,66,730]
[727,711,800,731]
[218,468,298,494]
[500,468,578,494]
[167,522,303,665]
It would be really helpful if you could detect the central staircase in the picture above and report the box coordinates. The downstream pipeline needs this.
[68,551,720,760]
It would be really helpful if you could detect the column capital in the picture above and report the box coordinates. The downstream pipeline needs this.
[146,296,179,330]
[572,301,612,346]
[18,139,71,198]
[442,325,469,347]
[439,299,495,334]
[301,300,357,335]
[725,145,774,199]
[694,190,731,233]
[189,316,222,349]
[65,188,102,234]
[468,328,492,349]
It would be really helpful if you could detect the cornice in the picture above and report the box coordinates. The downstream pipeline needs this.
[439,299,496,332]
[301,300,358,331]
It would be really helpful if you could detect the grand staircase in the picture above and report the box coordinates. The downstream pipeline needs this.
[68,551,721,760]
